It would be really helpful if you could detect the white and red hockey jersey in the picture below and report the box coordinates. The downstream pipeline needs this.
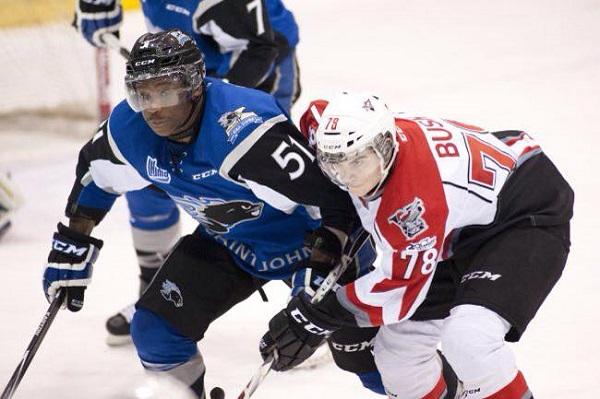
[300,101,543,327]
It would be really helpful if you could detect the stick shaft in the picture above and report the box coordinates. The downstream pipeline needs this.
[100,33,131,60]
[0,290,66,399]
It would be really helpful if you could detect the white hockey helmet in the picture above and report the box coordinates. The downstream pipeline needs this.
[315,92,398,198]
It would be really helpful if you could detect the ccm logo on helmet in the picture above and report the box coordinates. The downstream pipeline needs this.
[322,144,342,151]
[134,59,156,67]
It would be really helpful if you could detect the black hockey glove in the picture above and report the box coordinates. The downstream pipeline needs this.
[43,223,103,312]
[259,292,356,371]
[305,226,346,274]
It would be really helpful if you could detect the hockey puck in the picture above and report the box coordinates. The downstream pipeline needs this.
[210,387,225,399]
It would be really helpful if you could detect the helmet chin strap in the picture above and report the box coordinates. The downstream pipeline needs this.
[361,176,387,201]
[359,164,387,201]
[360,138,400,201]
[167,92,205,143]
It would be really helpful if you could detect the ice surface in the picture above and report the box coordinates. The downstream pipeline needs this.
[1,0,599,397]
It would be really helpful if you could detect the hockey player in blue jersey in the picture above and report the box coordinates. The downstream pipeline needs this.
[74,0,301,345]
[42,30,383,397]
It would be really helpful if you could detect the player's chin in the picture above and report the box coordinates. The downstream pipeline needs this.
[149,122,177,137]
[347,185,372,197]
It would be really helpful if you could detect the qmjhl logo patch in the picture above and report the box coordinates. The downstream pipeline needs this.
[146,156,171,184]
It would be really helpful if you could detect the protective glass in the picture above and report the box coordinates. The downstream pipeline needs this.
[125,69,193,112]
[318,146,384,194]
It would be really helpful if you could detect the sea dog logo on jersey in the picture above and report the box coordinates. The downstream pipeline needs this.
[388,197,429,239]
[218,107,263,144]
[160,279,183,308]
[172,195,264,233]
[146,156,171,184]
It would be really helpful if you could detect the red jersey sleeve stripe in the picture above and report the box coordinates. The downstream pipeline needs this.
[346,282,384,326]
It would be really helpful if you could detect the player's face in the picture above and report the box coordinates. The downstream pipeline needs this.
[135,78,195,137]
[322,147,383,197]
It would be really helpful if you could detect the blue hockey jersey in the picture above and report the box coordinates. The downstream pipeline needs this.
[67,79,354,280]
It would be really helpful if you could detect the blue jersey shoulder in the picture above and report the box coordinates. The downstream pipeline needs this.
[107,80,287,176]
[199,78,287,161]
[103,86,318,281]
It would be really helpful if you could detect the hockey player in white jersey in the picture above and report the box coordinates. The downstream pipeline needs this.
[261,92,574,398]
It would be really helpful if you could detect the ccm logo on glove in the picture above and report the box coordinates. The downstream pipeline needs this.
[289,308,332,336]
[52,239,89,256]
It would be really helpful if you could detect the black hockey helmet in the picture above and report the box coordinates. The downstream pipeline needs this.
[125,29,206,112]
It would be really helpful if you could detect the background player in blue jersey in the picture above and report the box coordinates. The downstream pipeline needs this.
[42,30,380,398]
[75,0,300,113]
[73,0,301,344]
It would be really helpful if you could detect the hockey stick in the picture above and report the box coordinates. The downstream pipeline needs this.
[96,47,111,120]
[311,259,348,304]
[215,231,373,398]
[233,351,279,399]
[224,264,341,399]
[0,290,67,399]
[312,227,371,304]
[95,34,129,121]
[228,234,369,399]
[100,33,131,60]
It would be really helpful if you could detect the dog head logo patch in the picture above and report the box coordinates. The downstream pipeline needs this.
[160,279,183,308]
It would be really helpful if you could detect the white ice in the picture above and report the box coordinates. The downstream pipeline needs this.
[1,0,599,397]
